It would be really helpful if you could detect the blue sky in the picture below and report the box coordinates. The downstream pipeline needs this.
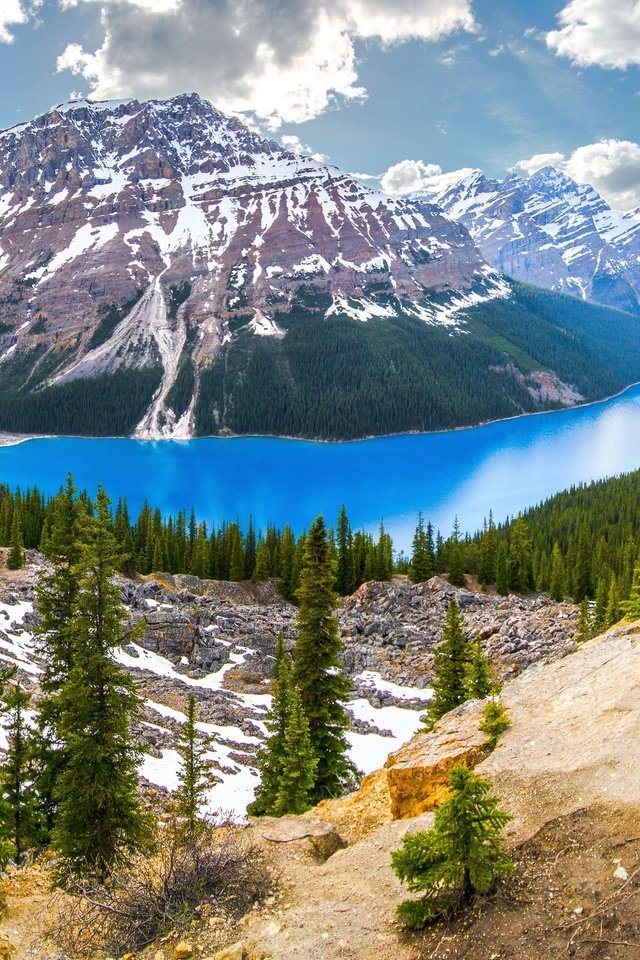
[2,0,640,207]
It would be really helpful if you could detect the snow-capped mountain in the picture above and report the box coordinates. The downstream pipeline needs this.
[415,166,640,314]
[0,93,505,439]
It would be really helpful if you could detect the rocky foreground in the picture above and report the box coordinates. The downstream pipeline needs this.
[0,554,578,810]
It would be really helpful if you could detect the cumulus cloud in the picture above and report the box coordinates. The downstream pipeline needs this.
[280,134,328,163]
[514,139,640,210]
[546,0,640,69]
[0,0,40,43]
[380,159,444,195]
[54,0,477,128]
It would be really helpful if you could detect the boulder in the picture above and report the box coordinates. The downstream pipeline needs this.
[253,816,346,862]
[385,699,491,819]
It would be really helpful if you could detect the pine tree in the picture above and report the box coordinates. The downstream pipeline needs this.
[52,488,151,885]
[293,516,355,802]
[391,764,513,927]
[274,685,317,816]
[593,576,609,633]
[335,506,355,596]
[464,635,494,700]
[410,512,434,583]
[507,516,532,593]
[424,599,469,730]
[34,475,83,832]
[575,597,594,644]
[174,694,212,830]
[6,505,25,570]
[478,512,497,588]
[248,633,292,816]
[0,682,41,864]
[229,526,246,581]
[574,526,592,602]
[447,517,466,587]
[622,562,640,621]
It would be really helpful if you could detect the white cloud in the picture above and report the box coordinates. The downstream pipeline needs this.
[514,139,640,210]
[54,0,477,128]
[0,0,40,43]
[546,0,640,69]
[380,159,444,195]
[280,134,328,163]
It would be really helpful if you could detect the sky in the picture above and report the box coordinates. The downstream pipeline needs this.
[1,0,640,208]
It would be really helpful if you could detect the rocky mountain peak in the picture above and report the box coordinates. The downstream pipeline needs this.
[0,93,507,438]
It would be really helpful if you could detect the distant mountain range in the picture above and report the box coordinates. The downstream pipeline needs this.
[0,94,639,440]
[416,166,640,315]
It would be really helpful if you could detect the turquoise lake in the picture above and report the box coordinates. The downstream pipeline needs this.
[2,385,640,550]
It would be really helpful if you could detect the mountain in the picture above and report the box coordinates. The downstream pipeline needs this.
[1,94,640,440]
[415,165,640,315]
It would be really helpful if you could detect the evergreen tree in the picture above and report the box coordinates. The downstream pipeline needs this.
[293,516,355,801]
[229,526,246,581]
[34,475,82,832]
[575,597,595,644]
[52,488,151,885]
[0,682,41,864]
[424,599,469,730]
[6,505,25,570]
[464,635,494,700]
[252,538,270,583]
[447,517,466,587]
[593,576,609,633]
[175,694,212,831]
[478,512,497,588]
[391,764,513,927]
[574,525,592,602]
[410,512,434,583]
[248,633,292,816]
[549,542,566,601]
[507,516,532,593]
[622,562,640,621]
[273,684,317,816]
[335,506,355,596]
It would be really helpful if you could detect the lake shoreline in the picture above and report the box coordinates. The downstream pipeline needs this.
[1,379,640,449]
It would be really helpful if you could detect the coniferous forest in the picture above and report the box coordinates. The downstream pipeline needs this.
[3,469,640,617]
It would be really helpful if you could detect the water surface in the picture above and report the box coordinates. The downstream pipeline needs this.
[2,386,640,549]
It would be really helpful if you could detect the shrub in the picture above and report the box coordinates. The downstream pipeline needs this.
[480,700,511,749]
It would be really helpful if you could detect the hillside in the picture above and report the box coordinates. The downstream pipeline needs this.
[1,96,640,439]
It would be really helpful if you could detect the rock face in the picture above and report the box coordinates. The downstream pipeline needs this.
[416,166,640,313]
[385,700,490,819]
[0,94,505,438]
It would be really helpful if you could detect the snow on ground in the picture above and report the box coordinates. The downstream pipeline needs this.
[345,698,424,775]
[0,600,41,676]
[354,670,432,702]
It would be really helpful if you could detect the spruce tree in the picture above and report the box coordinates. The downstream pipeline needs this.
[447,517,466,587]
[175,694,212,830]
[0,682,41,864]
[424,599,469,730]
[6,506,25,570]
[335,506,355,596]
[248,633,292,816]
[549,543,566,601]
[274,685,317,816]
[464,635,494,700]
[593,576,609,633]
[278,526,296,602]
[392,764,512,927]
[507,516,532,593]
[575,597,594,644]
[34,475,82,832]
[410,512,434,583]
[622,562,640,621]
[574,526,592,602]
[478,512,497,588]
[52,487,151,885]
[293,516,355,802]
